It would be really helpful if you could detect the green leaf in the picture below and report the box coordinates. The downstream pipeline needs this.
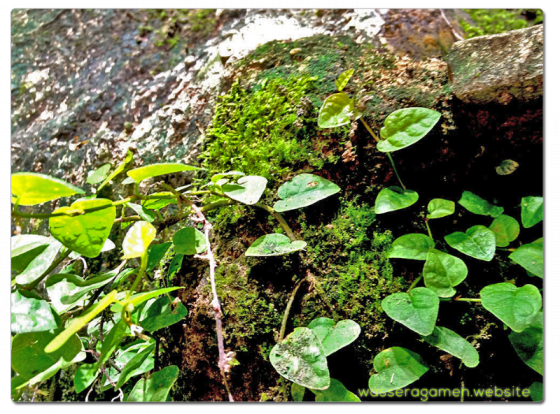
[509,238,543,278]
[100,343,155,391]
[74,363,99,393]
[86,164,112,185]
[335,69,354,91]
[307,317,361,357]
[387,233,435,260]
[147,242,172,271]
[291,382,306,402]
[11,234,50,272]
[422,326,479,368]
[95,320,128,370]
[458,191,504,218]
[11,172,84,206]
[311,378,361,402]
[223,175,267,205]
[508,311,543,375]
[480,283,542,333]
[168,254,183,281]
[142,192,177,210]
[111,287,184,312]
[11,290,58,333]
[318,93,361,128]
[489,215,520,247]
[374,186,419,214]
[122,221,157,259]
[49,198,116,258]
[381,288,439,335]
[521,196,543,228]
[126,365,179,402]
[211,171,245,184]
[97,150,134,191]
[422,249,468,297]
[140,296,188,331]
[246,234,307,257]
[126,163,204,183]
[529,382,543,402]
[270,327,330,390]
[115,344,156,389]
[495,159,519,175]
[427,198,455,219]
[173,227,207,255]
[127,203,156,222]
[368,347,429,393]
[15,238,63,286]
[274,174,340,212]
[444,225,496,261]
[377,108,441,152]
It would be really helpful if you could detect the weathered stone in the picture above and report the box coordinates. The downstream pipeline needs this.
[447,25,543,104]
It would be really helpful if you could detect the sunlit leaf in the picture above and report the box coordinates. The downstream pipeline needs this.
[318,93,362,128]
[246,234,307,257]
[444,225,496,261]
[311,378,360,402]
[126,365,179,402]
[122,221,157,259]
[142,192,177,210]
[140,296,188,331]
[274,174,340,212]
[387,233,435,260]
[489,215,520,247]
[307,318,361,356]
[173,227,207,255]
[368,347,429,393]
[127,163,204,183]
[458,191,503,218]
[509,238,543,278]
[529,382,543,402]
[427,198,455,219]
[335,69,354,92]
[11,234,50,272]
[291,382,306,402]
[147,242,172,271]
[223,175,267,205]
[111,287,184,312]
[374,186,419,214]
[86,164,112,185]
[11,290,58,333]
[211,171,245,184]
[126,203,156,223]
[115,344,156,389]
[381,288,439,335]
[521,196,543,228]
[11,172,84,206]
[377,108,441,152]
[422,326,479,368]
[15,238,63,286]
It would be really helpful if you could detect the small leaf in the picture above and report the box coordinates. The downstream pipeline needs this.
[147,242,172,272]
[489,214,520,247]
[173,227,207,255]
[122,221,157,259]
[374,186,419,214]
[142,192,177,210]
[509,238,543,278]
[127,203,156,223]
[11,290,58,333]
[458,191,504,218]
[211,171,245,184]
[427,198,455,219]
[307,318,361,356]
[140,296,188,331]
[126,163,204,183]
[422,326,479,367]
[86,164,112,185]
[387,233,435,260]
[444,225,496,261]
[15,238,63,286]
[95,320,128,370]
[377,108,441,152]
[11,172,84,206]
[270,327,330,390]
[422,249,468,298]
[529,382,543,402]
[508,311,543,375]
[368,347,429,393]
[74,363,99,393]
[496,159,519,175]
[381,288,439,335]
[223,175,267,205]
[291,382,306,402]
[335,69,354,92]
[97,150,134,190]
[126,365,179,402]
[115,344,156,389]
[274,174,340,212]
[111,287,184,312]
[318,93,361,128]
[480,283,542,333]
[311,378,361,402]
[521,196,543,228]
[246,234,307,257]
[11,234,50,272]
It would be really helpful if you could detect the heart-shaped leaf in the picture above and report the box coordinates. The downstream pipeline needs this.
[126,203,155,222]
[422,249,468,297]
[11,172,84,206]
[122,221,157,259]
[147,242,172,271]
[387,233,435,260]
[311,378,361,402]
[126,365,179,402]
[307,317,361,356]
[444,225,496,261]
[114,343,156,389]
[509,238,543,278]
[382,288,439,335]
[11,290,58,334]
[86,164,112,185]
[489,215,520,247]
[97,150,133,191]
[458,191,504,218]
[74,363,99,394]
[126,163,204,183]
[142,192,177,210]
[318,93,361,128]
[374,186,419,214]
[529,382,543,402]
[140,296,188,331]
[521,196,543,228]
[368,347,429,393]
[49,199,116,258]
[422,326,479,368]
[270,327,330,390]
[15,238,63,286]
[480,283,542,333]
[246,234,307,257]
[377,108,441,152]
[427,198,455,219]
[223,175,267,205]
[335,69,354,92]
[508,311,543,375]
[274,174,340,212]
[173,227,207,255]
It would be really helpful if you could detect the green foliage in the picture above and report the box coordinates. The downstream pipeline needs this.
[274,173,341,212]
[490,215,520,247]
[458,191,504,218]
[246,234,307,257]
[11,172,84,206]
[173,227,207,255]
[368,347,429,393]
[223,175,268,205]
[318,93,361,128]
[127,162,204,183]
[427,198,455,219]
[387,233,435,260]
[311,378,361,402]
[382,288,439,335]
[422,249,468,298]
[335,69,354,92]
[509,238,543,278]
[126,365,179,402]
[422,326,479,368]
[86,164,111,185]
[509,311,543,375]
[122,221,156,259]
[11,290,58,333]
[377,108,441,152]
[307,317,361,357]
[374,186,419,214]
[521,196,543,228]
[460,9,541,39]
[140,296,188,331]
[444,225,497,261]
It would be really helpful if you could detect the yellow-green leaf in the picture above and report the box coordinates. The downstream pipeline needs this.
[122,221,157,259]
[11,172,84,206]
[127,163,204,183]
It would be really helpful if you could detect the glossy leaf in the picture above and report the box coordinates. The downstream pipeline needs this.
[311,378,360,402]
[521,196,543,228]
[127,163,204,183]
[444,225,496,261]
[422,326,479,368]
[368,347,429,393]
[122,221,157,259]
[140,296,188,331]
[111,287,184,312]
[374,186,419,214]
[270,327,330,390]
[126,365,179,402]
[509,238,543,278]
[480,283,542,333]
[490,215,520,247]
[142,192,177,210]
[529,382,543,402]
[147,242,172,271]
[508,311,543,375]
[95,320,128,369]
[307,318,361,357]
[115,344,156,389]
[291,382,306,402]
[98,150,133,190]
[86,164,112,185]
[223,175,267,205]
[11,290,58,333]
[49,198,116,258]
[173,227,207,255]
[100,343,154,392]
[422,249,468,297]
[74,363,98,393]
[496,159,519,175]
[11,172,84,206]
[211,171,245,184]
[246,234,307,257]
[377,108,441,152]
[427,198,455,219]
[335,69,354,91]
[382,288,439,335]
[11,235,50,272]
[387,233,435,260]
[458,191,504,218]
[168,254,183,281]
[274,174,340,212]
[15,238,63,286]
[318,93,361,128]
[127,203,156,223]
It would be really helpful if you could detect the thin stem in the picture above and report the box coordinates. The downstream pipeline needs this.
[254,203,298,242]
[126,253,148,302]
[425,218,433,240]
[360,118,380,142]
[407,275,422,293]
[386,153,406,190]
[23,248,71,290]
[454,298,482,303]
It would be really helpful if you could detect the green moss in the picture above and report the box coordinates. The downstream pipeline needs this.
[460,9,542,39]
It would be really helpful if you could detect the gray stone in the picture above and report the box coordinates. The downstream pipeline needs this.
[447,25,543,105]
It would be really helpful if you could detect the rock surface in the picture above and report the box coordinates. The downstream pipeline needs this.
[447,25,543,104]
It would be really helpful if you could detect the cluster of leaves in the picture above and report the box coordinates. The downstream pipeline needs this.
[460,9,543,39]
